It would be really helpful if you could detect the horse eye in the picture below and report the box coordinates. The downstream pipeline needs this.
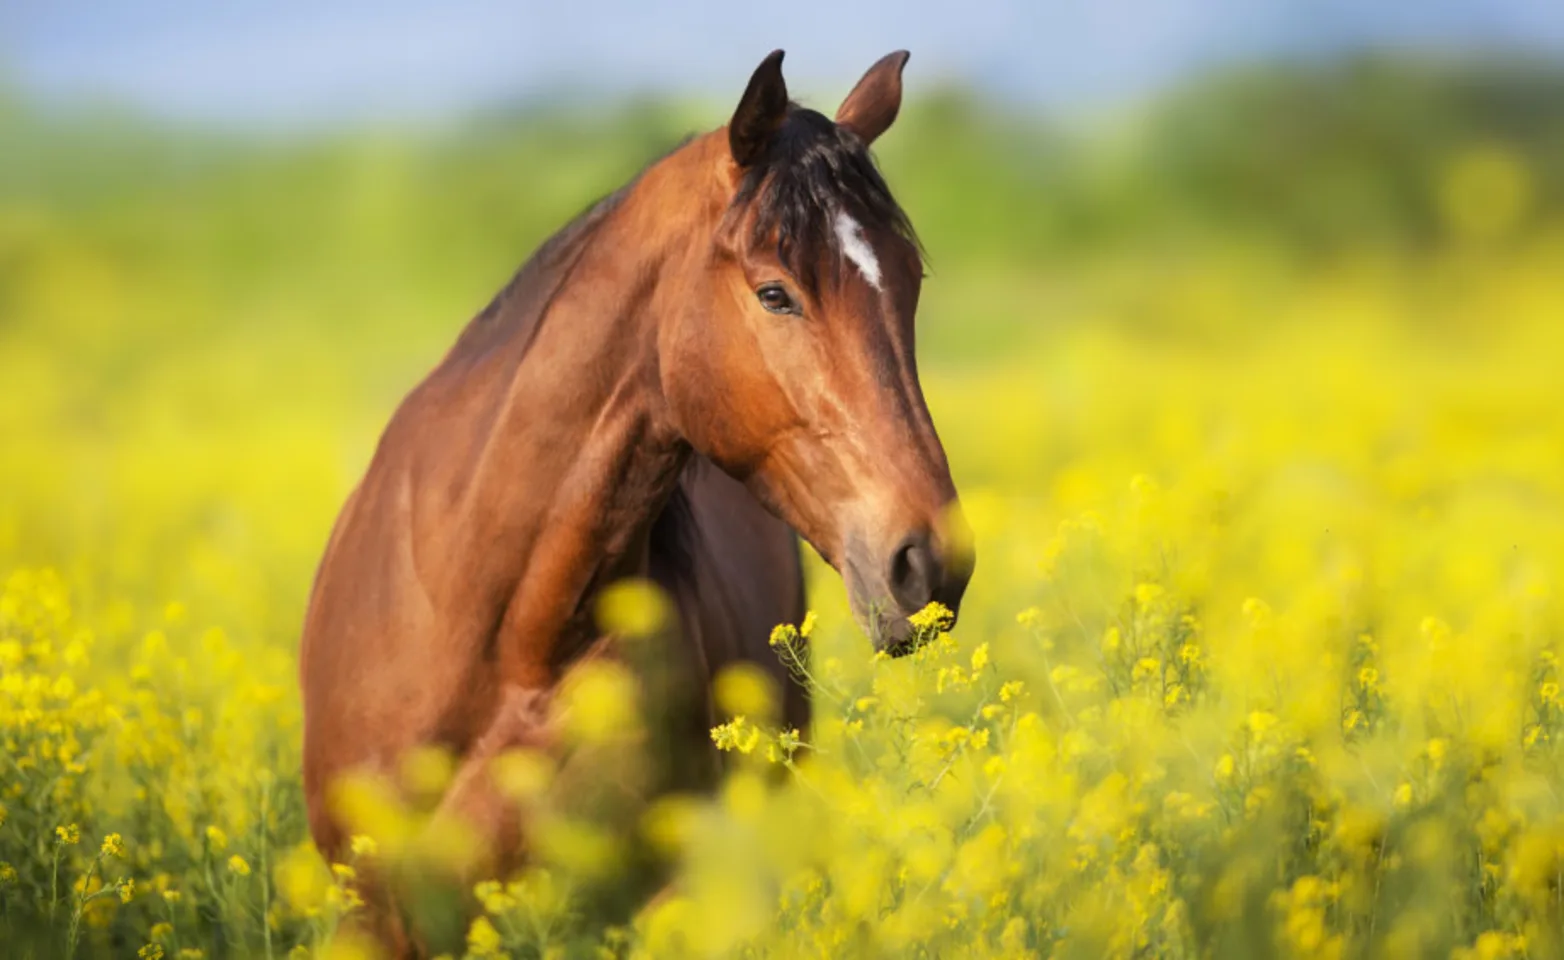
[756,283,797,315]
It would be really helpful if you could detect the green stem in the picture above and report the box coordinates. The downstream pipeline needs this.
[64,853,103,959]
[260,777,274,960]
[166,896,183,956]
[50,843,62,925]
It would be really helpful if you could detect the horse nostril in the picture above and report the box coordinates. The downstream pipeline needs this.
[888,531,940,613]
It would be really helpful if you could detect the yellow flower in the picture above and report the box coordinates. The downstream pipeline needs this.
[139,946,164,960]
[204,825,227,852]
[117,877,136,902]
[799,610,818,639]
[324,881,365,914]
[1246,711,1278,739]
[711,715,766,754]
[1242,597,1272,625]
[936,665,970,694]
[349,834,378,859]
[776,728,802,753]
[555,660,641,744]
[970,643,990,672]
[467,915,504,957]
[56,824,81,846]
[908,602,954,632]
[227,855,251,876]
[100,833,125,858]
[594,578,670,637]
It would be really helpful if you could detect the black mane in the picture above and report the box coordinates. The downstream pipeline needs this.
[730,105,920,294]
[447,114,914,372]
[446,136,696,369]
[444,185,629,369]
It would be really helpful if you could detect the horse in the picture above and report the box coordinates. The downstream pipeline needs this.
[298,48,973,953]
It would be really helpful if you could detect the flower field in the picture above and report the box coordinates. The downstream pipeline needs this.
[5,90,1564,957]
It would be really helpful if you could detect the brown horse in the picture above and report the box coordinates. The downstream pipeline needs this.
[299,48,972,951]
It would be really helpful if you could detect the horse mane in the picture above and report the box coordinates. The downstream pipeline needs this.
[729,104,921,295]
[442,184,632,369]
[444,136,699,369]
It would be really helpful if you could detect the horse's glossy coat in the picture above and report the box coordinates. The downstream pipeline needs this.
[299,49,971,953]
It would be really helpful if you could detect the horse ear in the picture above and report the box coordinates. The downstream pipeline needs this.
[729,49,789,168]
[835,50,910,145]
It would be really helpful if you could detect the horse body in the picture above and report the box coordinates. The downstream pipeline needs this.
[302,140,781,852]
[300,49,969,954]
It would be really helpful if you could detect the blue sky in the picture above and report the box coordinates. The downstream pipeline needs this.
[3,0,1562,126]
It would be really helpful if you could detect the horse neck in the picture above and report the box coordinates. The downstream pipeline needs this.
[455,138,727,652]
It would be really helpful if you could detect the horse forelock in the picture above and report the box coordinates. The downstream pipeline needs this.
[727,105,921,295]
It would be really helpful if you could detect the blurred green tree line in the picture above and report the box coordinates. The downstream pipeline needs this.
[1,50,1560,362]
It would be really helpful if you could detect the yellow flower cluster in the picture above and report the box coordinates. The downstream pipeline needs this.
[0,569,302,955]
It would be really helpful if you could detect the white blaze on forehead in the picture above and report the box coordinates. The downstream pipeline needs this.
[833,211,883,291]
